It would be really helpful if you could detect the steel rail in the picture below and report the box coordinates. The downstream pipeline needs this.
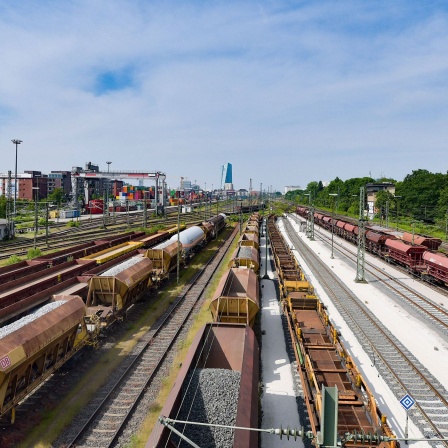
[288,213,448,333]
[64,225,239,448]
[0,205,237,259]
[282,217,448,443]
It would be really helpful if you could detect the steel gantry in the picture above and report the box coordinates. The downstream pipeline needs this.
[70,167,166,212]
[355,186,368,283]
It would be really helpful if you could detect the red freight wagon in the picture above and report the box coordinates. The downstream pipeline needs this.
[365,231,394,256]
[402,233,443,251]
[385,239,426,271]
[336,220,346,236]
[422,252,448,285]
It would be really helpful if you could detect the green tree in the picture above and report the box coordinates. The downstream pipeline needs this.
[47,188,65,205]
[0,195,6,219]
[399,169,448,221]
[374,189,395,218]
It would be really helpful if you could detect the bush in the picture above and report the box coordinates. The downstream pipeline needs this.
[66,221,80,228]
[27,248,42,259]
[6,255,22,265]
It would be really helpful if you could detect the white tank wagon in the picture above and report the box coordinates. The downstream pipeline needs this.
[86,255,153,326]
[0,297,88,421]
[168,225,205,256]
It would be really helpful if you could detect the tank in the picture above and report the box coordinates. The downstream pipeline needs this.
[147,323,259,448]
[169,226,204,255]
[210,268,259,326]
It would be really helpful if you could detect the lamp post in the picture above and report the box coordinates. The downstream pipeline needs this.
[329,193,338,259]
[394,195,402,230]
[11,139,22,216]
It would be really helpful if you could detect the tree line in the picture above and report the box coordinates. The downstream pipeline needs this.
[285,169,448,224]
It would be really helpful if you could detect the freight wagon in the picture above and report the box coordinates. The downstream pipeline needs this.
[271,214,397,447]
[148,323,259,448]
[81,241,144,264]
[209,268,259,326]
[86,255,153,327]
[295,207,446,284]
[0,297,89,420]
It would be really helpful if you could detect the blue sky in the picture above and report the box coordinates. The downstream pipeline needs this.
[1,0,448,191]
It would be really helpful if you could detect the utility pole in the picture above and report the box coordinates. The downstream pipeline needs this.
[102,191,107,228]
[304,193,314,240]
[385,200,389,228]
[126,199,130,228]
[177,201,180,285]
[106,161,112,223]
[446,209,448,242]
[329,193,338,259]
[6,171,12,239]
[249,178,252,213]
[143,191,148,228]
[32,187,39,250]
[355,186,367,283]
[46,202,49,246]
[11,139,22,217]
[239,200,242,234]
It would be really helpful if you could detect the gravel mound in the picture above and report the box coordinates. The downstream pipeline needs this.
[236,246,253,259]
[0,300,66,340]
[100,255,144,276]
[172,368,241,448]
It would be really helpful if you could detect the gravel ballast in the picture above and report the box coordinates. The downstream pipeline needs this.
[100,255,144,276]
[0,300,66,340]
[172,368,241,448]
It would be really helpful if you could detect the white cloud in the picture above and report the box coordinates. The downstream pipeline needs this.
[0,0,447,190]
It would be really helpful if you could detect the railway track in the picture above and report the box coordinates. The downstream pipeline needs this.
[0,208,231,260]
[288,214,448,337]
[58,225,239,448]
[281,217,448,443]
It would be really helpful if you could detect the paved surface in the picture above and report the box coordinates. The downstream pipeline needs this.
[259,225,305,447]
[280,214,448,448]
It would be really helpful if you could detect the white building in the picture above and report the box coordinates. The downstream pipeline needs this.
[0,219,14,240]
[284,185,301,194]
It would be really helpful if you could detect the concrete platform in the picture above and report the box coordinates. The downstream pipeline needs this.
[259,224,305,447]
